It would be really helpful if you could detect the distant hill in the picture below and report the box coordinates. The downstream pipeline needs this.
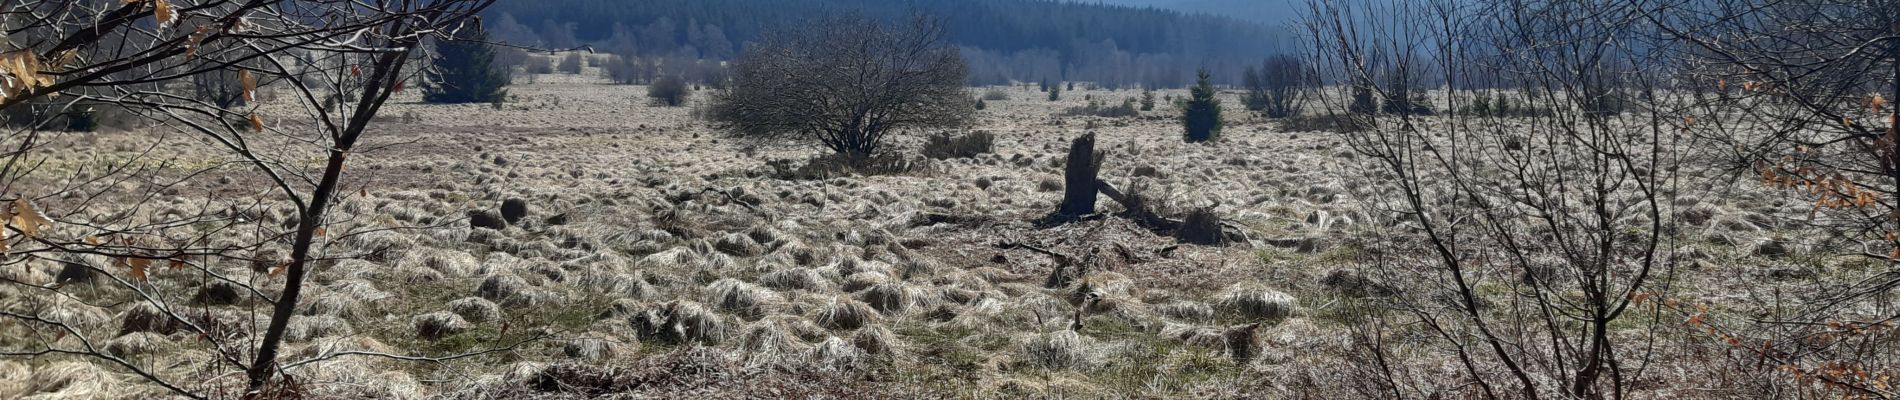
[1070,0,1304,25]
[482,0,1296,87]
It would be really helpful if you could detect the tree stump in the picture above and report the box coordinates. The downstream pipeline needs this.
[1054,133,1103,221]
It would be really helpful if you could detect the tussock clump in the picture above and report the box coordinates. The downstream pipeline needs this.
[1156,300,1215,321]
[1222,323,1263,362]
[53,260,93,285]
[746,226,783,247]
[707,278,782,318]
[713,232,766,256]
[1320,268,1394,297]
[631,301,728,344]
[1164,323,1227,351]
[564,332,631,361]
[860,282,923,315]
[834,257,893,277]
[501,198,530,224]
[1218,283,1297,320]
[449,297,504,323]
[851,325,899,355]
[419,250,479,276]
[392,264,446,284]
[191,280,245,305]
[932,270,993,291]
[921,131,996,160]
[840,271,889,293]
[1068,272,1134,306]
[701,252,740,272]
[809,336,863,368]
[103,332,171,357]
[940,287,985,305]
[968,266,1023,283]
[1175,207,1228,245]
[5,361,120,398]
[286,315,356,341]
[897,257,941,280]
[1022,330,1089,370]
[739,321,807,357]
[118,302,178,335]
[327,279,394,302]
[813,296,879,330]
[477,273,531,302]
[414,311,471,340]
[577,271,655,298]
[299,288,367,319]
[760,267,831,292]
[27,295,114,332]
[295,335,398,360]
[468,209,508,230]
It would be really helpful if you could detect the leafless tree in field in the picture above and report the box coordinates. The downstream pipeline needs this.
[1,0,505,396]
[1654,0,1900,397]
[1305,0,1681,397]
[709,14,974,166]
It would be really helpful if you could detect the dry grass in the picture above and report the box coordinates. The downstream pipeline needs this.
[0,78,1837,399]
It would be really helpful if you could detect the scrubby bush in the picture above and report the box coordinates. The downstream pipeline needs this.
[1380,73,1432,115]
[524,57,555,75]
[921,131,996,159]
[557,53,584,74]
[766,153,919,180]
[63,107,98,132]
[604,55,652,84]
[1063,98,1139,118]
[1349,83,1377,114]
[1276,113,1370,133]
[1242,55,1308,118]
[1181,70,1222,143]
[711,14,972,166]
[981,88,1009,101]
[648,76,690,107]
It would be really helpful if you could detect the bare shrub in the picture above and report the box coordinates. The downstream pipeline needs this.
[1063,98,1140,118]
[647,76,690,107]
[920,131,996,160]
[558,52,584,74]
[710,14,973,165]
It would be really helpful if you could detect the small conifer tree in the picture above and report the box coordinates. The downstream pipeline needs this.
[1182,69,1223,143]
[423,26,511,104]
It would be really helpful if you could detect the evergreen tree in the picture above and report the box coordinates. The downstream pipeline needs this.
[1182,69,1222,143]
[424,26,511,104]
[1048,83,1062,101]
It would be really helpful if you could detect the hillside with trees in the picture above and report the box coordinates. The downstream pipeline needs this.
[482,0,1290,87]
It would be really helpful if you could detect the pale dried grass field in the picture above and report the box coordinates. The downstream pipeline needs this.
[0,65,1825,398]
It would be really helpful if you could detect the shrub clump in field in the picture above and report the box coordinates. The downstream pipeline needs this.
[648,76,690,107]
[1063,98,1139,118]
[921,131,995,160]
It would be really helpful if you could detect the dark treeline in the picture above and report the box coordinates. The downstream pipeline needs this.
[482,0,1291,88]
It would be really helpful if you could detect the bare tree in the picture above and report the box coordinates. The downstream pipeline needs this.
[709,14,974,165]
[1656,0,1900,397]
[1305,0,1680,397]
[1243,54,1310,118]
[1,0,501,396]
